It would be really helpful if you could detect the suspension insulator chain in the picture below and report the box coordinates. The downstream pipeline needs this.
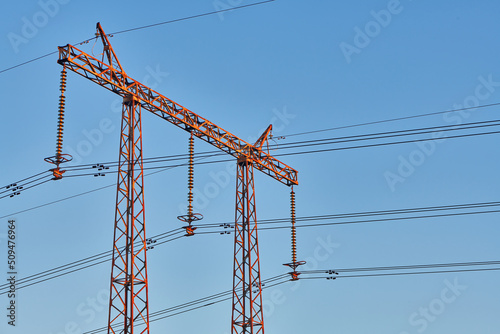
[283,186,306,280]
[187,133,194,217]
[56,66,67,163]
[291,189,297,264]
[45,66,73,180]
[177,132,203,236]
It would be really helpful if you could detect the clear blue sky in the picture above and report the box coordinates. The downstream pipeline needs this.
[1,0,499,333]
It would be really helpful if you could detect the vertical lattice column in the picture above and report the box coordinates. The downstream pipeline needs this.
[108,96,149,334]
[232,157,264,334]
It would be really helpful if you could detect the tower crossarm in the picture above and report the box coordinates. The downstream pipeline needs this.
[57,30,298,186]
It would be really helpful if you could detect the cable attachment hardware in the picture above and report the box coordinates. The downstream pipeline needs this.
[45,66,73,180]
[177,132,203,236]
[283,187,306,280]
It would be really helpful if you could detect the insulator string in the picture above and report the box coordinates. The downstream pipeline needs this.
[56,66,67,164]
[176,132,202,236]
[291,187,297,264]
[188,133,194,217]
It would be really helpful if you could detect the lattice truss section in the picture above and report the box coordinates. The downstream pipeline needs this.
[108,98,149,334]
[58,44,297,186]
[232,159,264,334]
[57,23,300,334]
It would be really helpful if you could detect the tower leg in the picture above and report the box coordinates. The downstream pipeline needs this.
[232,158,264,334]
[108,96,149,334]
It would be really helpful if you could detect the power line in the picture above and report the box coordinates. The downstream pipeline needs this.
[1,200,497,294]
[60,118,500,172]
[301,267,500,280]
[3,116,500,214]
[0,51,58,75]
[33,120,500,181]
[110,0,275,35]
[276,129,500,157]
[148,279,288,325]
[0,1,276,75]
[0,153,212,219]
[0,184,114,220]
[4,113,491,186]
[274,119,500,150]
[220,200,500,225]
[0,176,52,200]
[83,262,500,333]
[149,274,287,319]
[0,230,184,294]
[300,260,500,275]
[60,128,500,180]
[3,116,500,199]
[2,125,499,217]
[282,102,500,137]
[195,209,500,235]
[0,170,50,191]
[0,234,185,296]
[82,274,289,334]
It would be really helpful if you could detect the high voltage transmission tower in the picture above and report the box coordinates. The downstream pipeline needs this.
[49,23,302,334]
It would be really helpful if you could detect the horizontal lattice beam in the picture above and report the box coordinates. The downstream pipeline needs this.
[58,44,298,186]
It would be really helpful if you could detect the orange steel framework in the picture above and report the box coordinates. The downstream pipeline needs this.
[232,158,264,333]
[57,23,299,334]
[108,95,149,334]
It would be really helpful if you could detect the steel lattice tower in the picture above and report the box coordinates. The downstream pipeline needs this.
[232,158,264,334]
[108,96,149,334]
[56,23,299,334]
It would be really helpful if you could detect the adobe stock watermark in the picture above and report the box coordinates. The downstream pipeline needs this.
[212,0,245,21]
[384,74,500,192]
[339,0,406,64]
[65,64,170,165]
[7,0,71,54]
[47,287,108,334]
[177,106,296,215]
[6,219,18,327]
[398,277,467,334]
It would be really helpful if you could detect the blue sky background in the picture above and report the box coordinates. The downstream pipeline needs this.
[1,0,500,333]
